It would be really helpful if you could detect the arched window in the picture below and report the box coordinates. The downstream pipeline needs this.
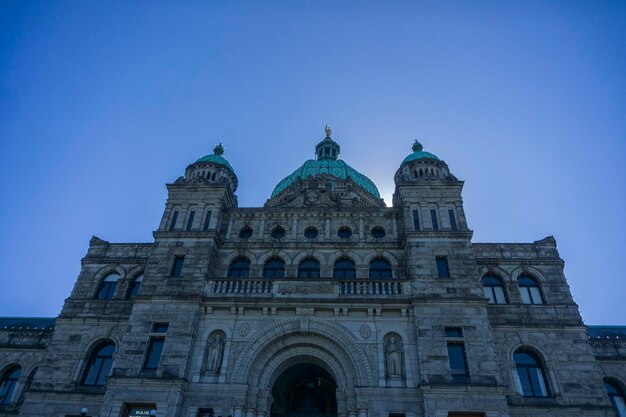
[482,274,507,304]
[369,258,392,279]
[0,365,22,405]
[127,273,143,299]
[263,258,285,278]
[228,258,250,278]
[298,258,320,278]
[96,273,120,300]
[334,258,356,279]
[605,380,626,417]
[18,367,37,405]
[81,341,115,387]
[518,274,544,304]
[514,349,549,397]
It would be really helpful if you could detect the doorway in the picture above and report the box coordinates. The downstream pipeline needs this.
[271,363,337,417]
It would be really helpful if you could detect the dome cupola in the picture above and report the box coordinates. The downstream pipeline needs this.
[183,143,238,192]
[315,125,341,160]
[394,140,456,184]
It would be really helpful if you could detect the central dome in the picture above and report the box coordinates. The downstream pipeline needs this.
[270,127,381,199]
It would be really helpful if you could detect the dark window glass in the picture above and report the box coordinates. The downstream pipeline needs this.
[430,209,439,231]
[518,275,544,304]
[143,338,165,371]
[239,226,253,239]
[186,210,196,231]
[514,350,549,397]
[334,258,356,279]
[412,209,421,231]
[371,226,386,239]
[0,366,22,404]
[482,275,507,304]
[447,343,469,378]
[298,258,320,278]
[169,211,179,231]
[171,256,185,277]
[263,258,285,278]
[127,274,144,299]
[198,408,215,417]
[605,381,626,417]
[203,211,212,231]
[228,258,250,278]
[369,258,392,279]
[337,227,353,239]
[81,342,115,386]
[436,256,450,278]
[97,273,120,300]
[270,227,286,239]
[445,327,463,338]
[152,323,169,333]
[304,227,319,239]
[448,209,457,231]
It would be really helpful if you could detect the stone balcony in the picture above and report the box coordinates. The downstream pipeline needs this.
[207,278,407,298]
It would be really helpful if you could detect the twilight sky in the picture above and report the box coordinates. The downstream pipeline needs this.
[0,1,624,324]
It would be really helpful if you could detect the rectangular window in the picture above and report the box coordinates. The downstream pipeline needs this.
[447,343,469,378]
[143,337,165,370]
[436,256,450,278]
[186,210,196,231]
[169,211,179,231]
[448,209,457,231]
[203,211,212,231]
[171,256,185,277]
[152,323,169,333]
[431,209,439,231]
[445,327,463,338]
[484,286,507,304]
[412,209,421,231]
[197,409,214,417]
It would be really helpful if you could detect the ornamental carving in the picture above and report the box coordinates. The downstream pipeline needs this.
[238,322,250,337]
[359,324,372,339]
[278,284,333,295]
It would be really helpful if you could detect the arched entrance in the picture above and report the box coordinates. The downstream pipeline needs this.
[271,363,337,417]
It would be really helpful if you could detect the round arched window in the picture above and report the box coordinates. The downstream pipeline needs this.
[334,258,356,279]
[271,226,286,239]
[228,258,250,278]
[369,258,392,279]
[514,349,549,397]
[96,273,120,300]
[263,258,285,278]
[371,226,386,239]
[337,227,353,239]
[304,227,319,239]
[239,226,253,239]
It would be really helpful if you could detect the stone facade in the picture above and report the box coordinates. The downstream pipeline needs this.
[1,134,625,417]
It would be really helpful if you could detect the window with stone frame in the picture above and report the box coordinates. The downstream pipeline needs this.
[263,257,285,278]
[514,349,550,397]
[228,257,250,278]
[96,273,120,300]
[298,258,320,278]
[482,274,507,304]
[334,258,356,279]
[518,274,544,304]
[81,341,115,386]
[0,365,22,404]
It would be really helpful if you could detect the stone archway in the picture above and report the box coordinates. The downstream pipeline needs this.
[271,363,337,417]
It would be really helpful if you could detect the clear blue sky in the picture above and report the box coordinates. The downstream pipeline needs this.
[1,1,624,324]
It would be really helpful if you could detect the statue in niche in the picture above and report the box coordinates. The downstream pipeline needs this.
[206,332,225,373]
[385,335,402,378]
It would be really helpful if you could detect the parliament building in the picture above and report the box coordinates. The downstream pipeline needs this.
[0,128,625,417]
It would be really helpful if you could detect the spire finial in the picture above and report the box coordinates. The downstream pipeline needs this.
[325,125,332,138]
[213,142,224,156]
[412,140,423,152]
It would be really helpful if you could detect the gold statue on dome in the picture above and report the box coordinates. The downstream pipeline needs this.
[325,125,332,138]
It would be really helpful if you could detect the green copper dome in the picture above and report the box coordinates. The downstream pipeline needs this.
[401,140,440,165]
[271,127,380,199]
[196,143,234,171]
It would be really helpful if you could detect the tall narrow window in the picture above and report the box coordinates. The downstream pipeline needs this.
[0,365,22,404]
[445,327,469,380]
[482,274,507,304]
[369,258,392,279]
[334,258,356,279]
[97,273,120,300]
[203,211,212,231]
[186,210,196,231]
[436,256,450,278]
[127,274,144,299]
[263,258,285,278]
[143,324,168,371]
[228,257,250,278]
[448,209,457,231]
[171,256,185,277]
[298,258,320,278]
[81,342,115,386]
[518,274,544,304]
[169,211,179,231]
[606,380,626,417]
[514,349,549,397]
[430,209,439,231]
[412,209,421,231]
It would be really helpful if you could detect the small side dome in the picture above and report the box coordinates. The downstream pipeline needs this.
[401,140,440,165]
[183,143,238,192]
[195,143,235,172]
